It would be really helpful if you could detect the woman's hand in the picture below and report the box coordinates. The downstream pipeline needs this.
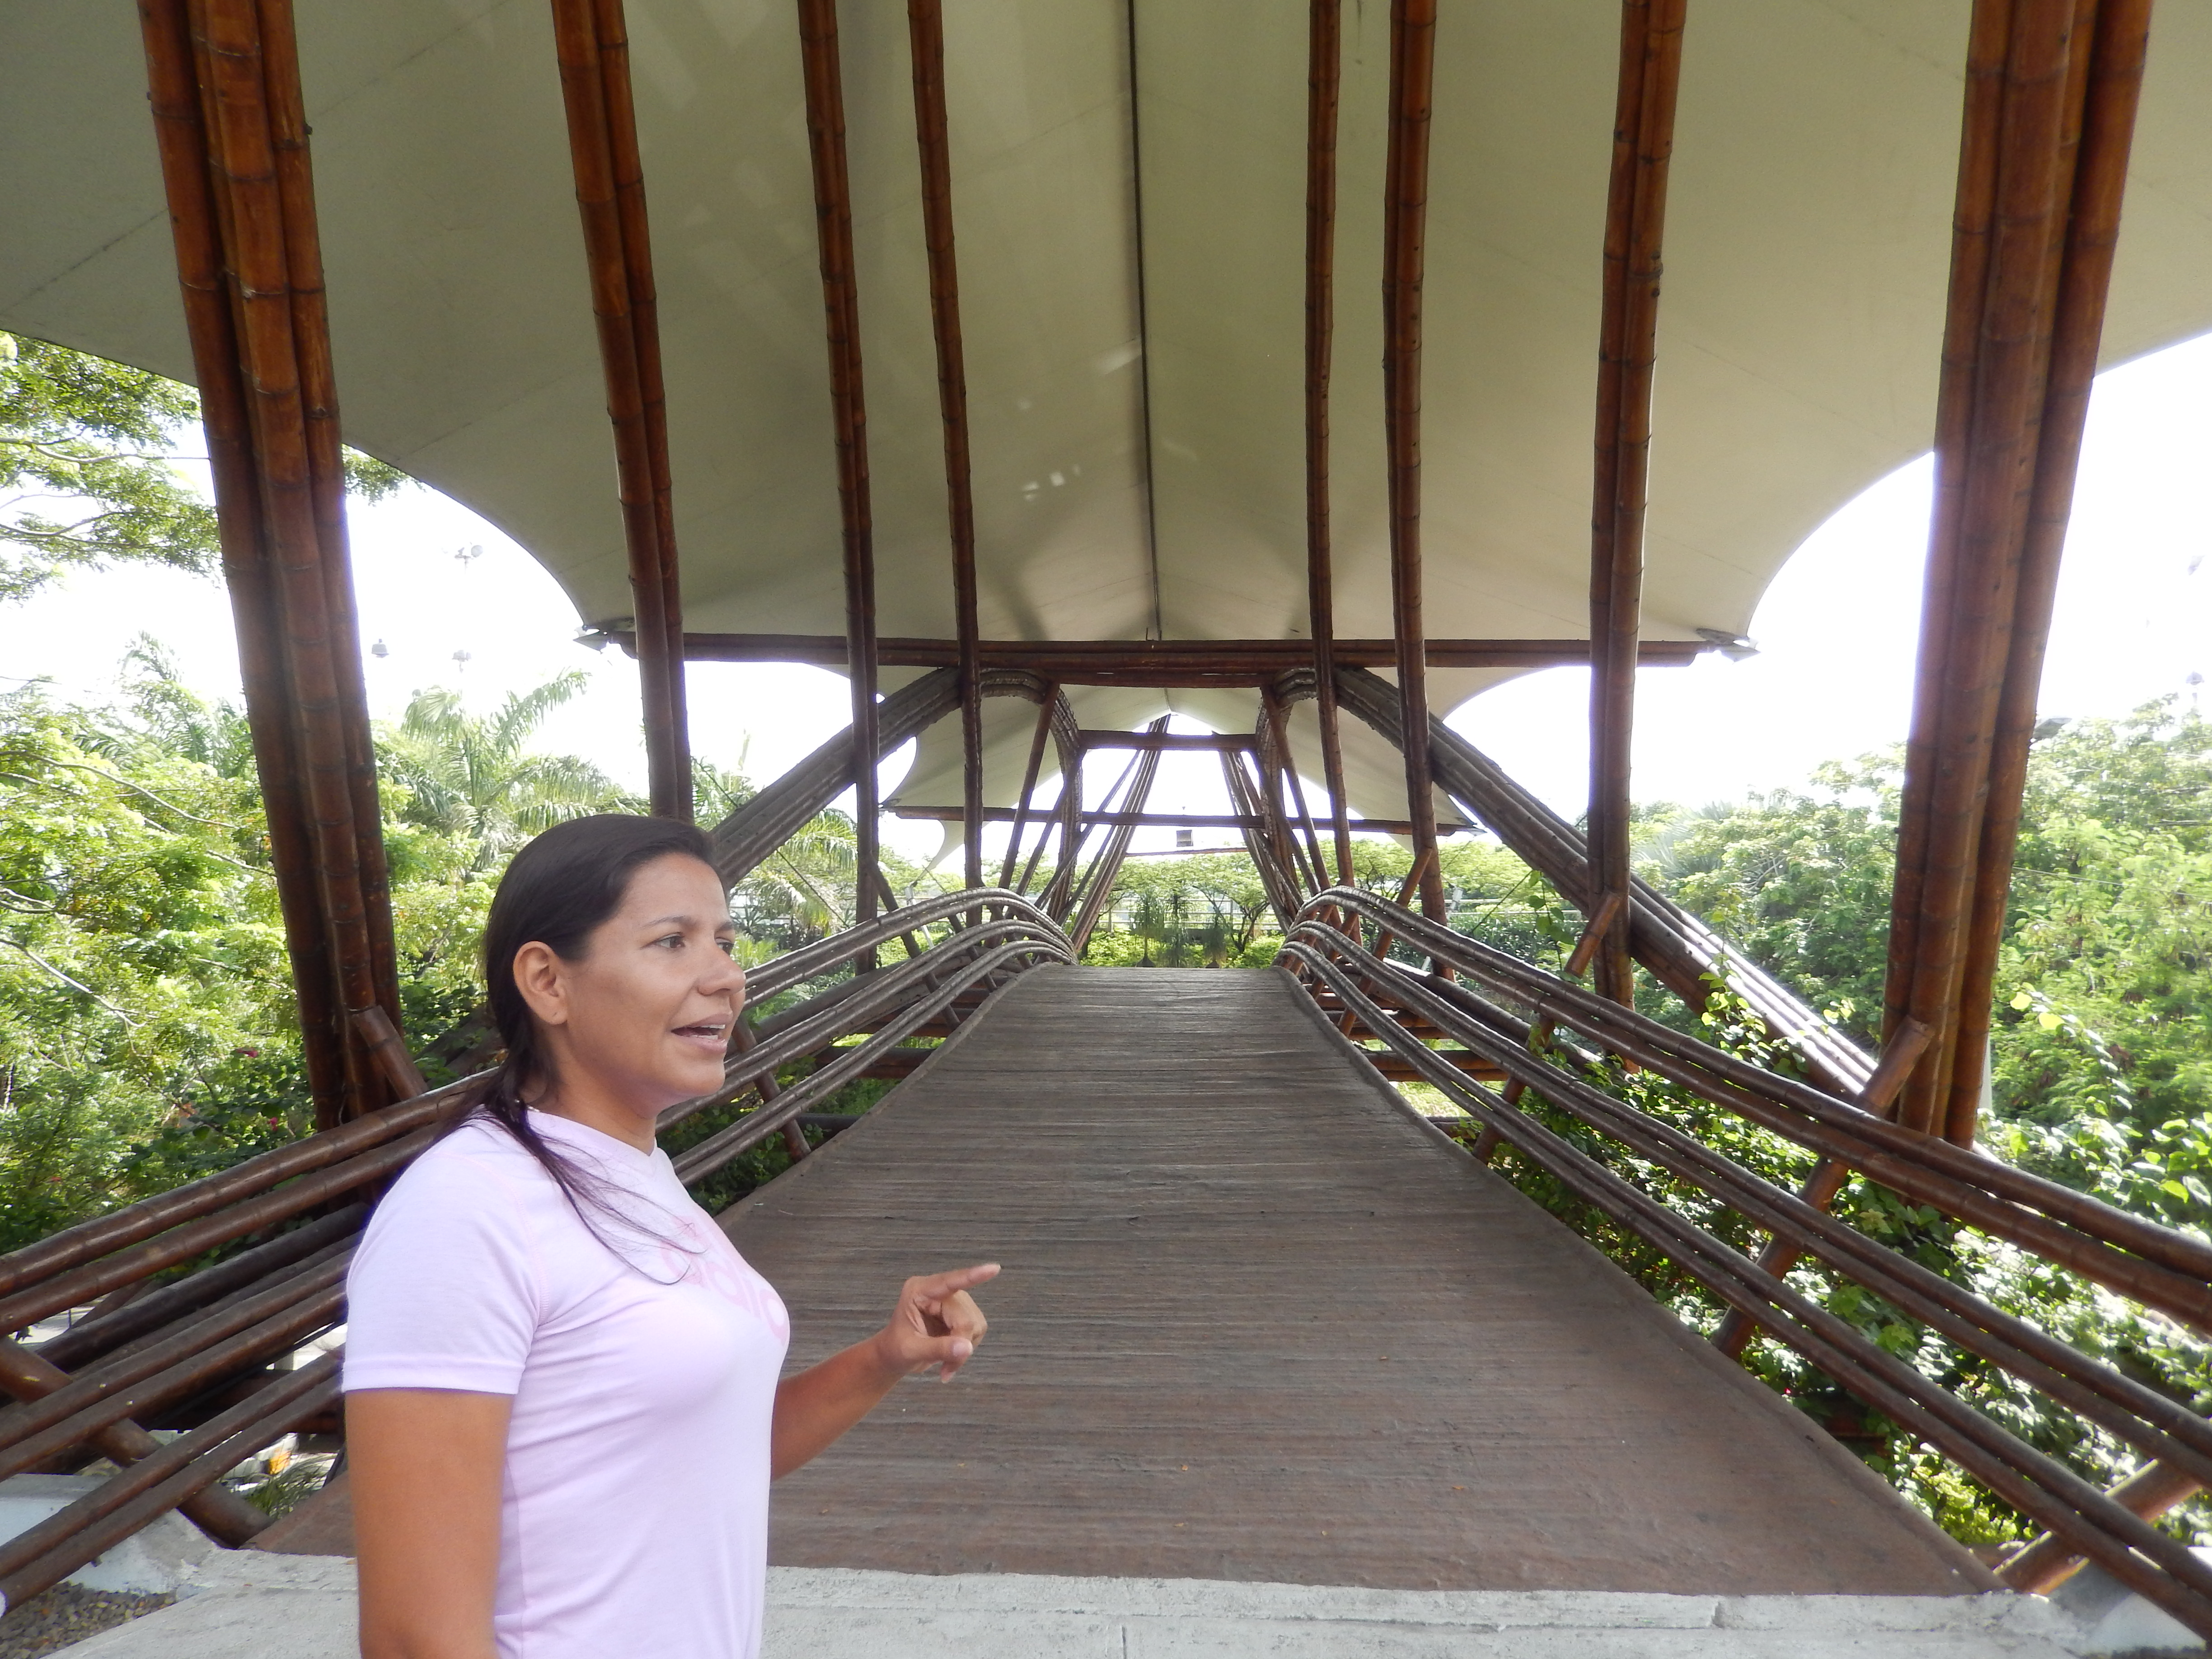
[872,1262,998,1382]
[771,1262,999,1477]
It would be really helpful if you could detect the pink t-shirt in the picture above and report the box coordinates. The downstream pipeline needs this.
[343,1110,790,1659]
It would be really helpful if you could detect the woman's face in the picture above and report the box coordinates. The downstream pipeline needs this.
[517,853,745,1114]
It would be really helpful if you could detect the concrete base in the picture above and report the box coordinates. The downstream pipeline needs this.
[52,1553,2131,1658]
[2050,1553,2212,1658]
[0,1474,215,1598]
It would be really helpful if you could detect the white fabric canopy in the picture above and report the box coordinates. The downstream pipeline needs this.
[6,1,2209,835]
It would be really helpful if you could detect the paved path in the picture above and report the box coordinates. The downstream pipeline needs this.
[61,1555,2092,1659]
[726,967,1992,1595]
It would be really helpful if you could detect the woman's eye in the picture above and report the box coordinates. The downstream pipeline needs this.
[655,934,685,950]
[717,938,736,956]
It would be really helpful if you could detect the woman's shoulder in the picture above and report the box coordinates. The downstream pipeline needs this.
[367,1113,567,1234]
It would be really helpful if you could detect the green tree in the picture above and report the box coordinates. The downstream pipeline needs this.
[0,673,293,1249]
[1607,702,2212,1542]
[1,332,403,605]
[377,675,633,869]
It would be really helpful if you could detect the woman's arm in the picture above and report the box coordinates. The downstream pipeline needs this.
[349,1388,513,1659]
[772,1263,996,1478]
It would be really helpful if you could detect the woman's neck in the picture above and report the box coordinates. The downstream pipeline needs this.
[527,1070,662,1153]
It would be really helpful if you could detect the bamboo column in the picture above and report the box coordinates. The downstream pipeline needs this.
[908,0,986,894]
[796,0,882,956]
[1884,0,2151,1143]
[999,694,1057,890]
[548,0,692,821]
[1265,690,1332,893]
[140,0,402,1130]
[1015,695,1080,895]
[1586,0,1687,1007]
[1382,0,1445,923]
[1304,0,1355,887]
[1067,720,1171,953]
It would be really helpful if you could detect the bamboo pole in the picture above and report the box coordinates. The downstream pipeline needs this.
[2004,1458,2203,1593]
[707,668,959,887]
[1267,693,1332,895]
[0,1337,267,1549]
[1255,694,1322,895]
[193,0,385,1067]
[1587,0,1687,1007]
[142,0,400,1128]
[1711,1017,1932,1359]
[1222,750,1306,933]
[1886,0,2144,1140]
[255,0,399,1007]
[796,0,881,961]
[1031,702,1085,906]
[1068,721,1170,951]
[1048,739,1145,923]
[907,0,985,895]
[1381,0,1445,923]
[548,0,691,821]
[999,693,1057,890]
[140,0,341,1123]
[1944,0,2151,1143]
[1304,0,1355,887]
[660,632,1714,674]
[599,0,691,821]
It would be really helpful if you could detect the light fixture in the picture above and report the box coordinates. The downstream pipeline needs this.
[1695,628,1759,662]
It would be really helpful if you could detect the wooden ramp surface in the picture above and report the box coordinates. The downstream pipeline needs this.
[727,967,1993,1594]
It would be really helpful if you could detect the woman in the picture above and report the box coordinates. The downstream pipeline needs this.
[344,815,993,1659]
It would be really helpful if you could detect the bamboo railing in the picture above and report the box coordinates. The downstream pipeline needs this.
[1280,887,2212,1636]
[0,893,1069,1612]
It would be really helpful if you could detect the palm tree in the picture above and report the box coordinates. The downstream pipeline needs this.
[378,673,632,868]
[731,810,858,945]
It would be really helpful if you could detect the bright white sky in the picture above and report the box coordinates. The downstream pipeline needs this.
[4,330,2207,869]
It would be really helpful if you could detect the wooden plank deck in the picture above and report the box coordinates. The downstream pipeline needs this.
[727,966,1994,1594]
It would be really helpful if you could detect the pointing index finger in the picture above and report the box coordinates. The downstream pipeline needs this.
[913,1263,1000,1302]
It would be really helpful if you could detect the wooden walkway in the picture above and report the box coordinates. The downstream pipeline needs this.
[726,967,1994,1594]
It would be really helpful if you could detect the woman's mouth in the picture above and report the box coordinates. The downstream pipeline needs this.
[672,1022,727,1047]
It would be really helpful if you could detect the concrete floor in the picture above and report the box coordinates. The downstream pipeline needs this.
[56,1552,2104,1658]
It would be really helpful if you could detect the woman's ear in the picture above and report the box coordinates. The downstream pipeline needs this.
[512,941,570,1028]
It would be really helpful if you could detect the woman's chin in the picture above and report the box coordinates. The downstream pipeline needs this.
[664,1060,729,1102]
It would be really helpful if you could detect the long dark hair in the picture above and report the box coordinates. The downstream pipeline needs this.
[454,813,723,1247]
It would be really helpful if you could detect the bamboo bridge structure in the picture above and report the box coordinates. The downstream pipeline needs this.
[5,0,2212,1640]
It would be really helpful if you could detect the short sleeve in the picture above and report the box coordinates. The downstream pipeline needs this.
[342,1141,544,1395]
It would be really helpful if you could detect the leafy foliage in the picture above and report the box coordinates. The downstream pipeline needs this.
[0,331,403,605]
[1509,703,2212,1545]
[378,675,632,867]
